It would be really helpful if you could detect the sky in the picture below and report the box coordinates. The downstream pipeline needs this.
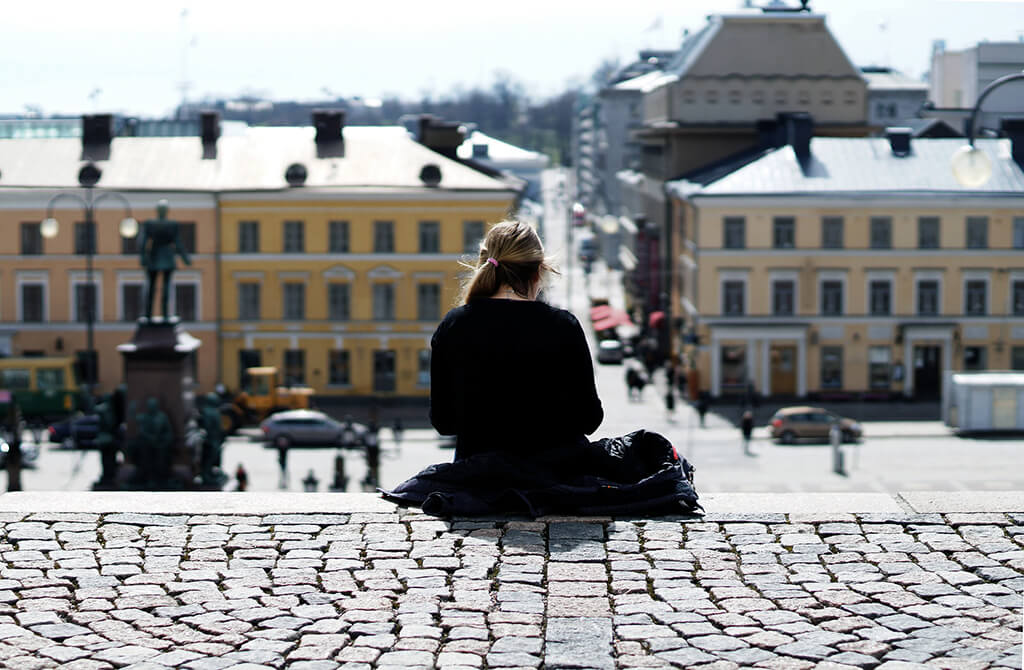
[3,0,1023,118]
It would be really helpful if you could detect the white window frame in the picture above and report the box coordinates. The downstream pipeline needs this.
[912,270,944,317]
[865,270,896,316]
[372,282,396,321]
[962,270,991,317]
[116,271,145,322]
[16,271,49,323]
[69,271,102,323]
[817,270,846,317]
[769,270,799,316]
[719,270,749,317]
[1009,271,1024,316]
[171,274,202,322]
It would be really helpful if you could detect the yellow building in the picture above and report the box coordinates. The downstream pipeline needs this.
[670,131,1024,401]
[0,114,519,401]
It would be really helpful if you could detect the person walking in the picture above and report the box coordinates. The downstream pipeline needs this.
[234,463,249,491]
[696,393,710,428]
[740,410,754,455]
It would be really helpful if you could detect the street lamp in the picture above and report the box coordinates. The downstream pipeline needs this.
[567,202,585,308]
[951,70,1024,187]
[40,163,136,408]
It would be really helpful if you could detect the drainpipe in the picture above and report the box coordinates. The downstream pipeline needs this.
[215,192,223,391]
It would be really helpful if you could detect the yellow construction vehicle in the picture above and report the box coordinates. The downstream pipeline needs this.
[220,366,313,434]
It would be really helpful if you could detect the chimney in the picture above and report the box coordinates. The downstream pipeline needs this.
[885,127,912,157]
[312,109,345,158]
[81,114,113,160]
[200,111,220,159]
[784,112,813,162]
[418,114,465,160]
[1001,118,1024,167]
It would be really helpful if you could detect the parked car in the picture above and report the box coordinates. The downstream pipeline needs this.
[596,340,625,365]
[0,437,40,468]
[260,410,366,449]
[48,414,99,449]
[770,406,862,444]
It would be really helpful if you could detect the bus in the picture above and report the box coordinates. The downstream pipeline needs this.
[0,357,82,426]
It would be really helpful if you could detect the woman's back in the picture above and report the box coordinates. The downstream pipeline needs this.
[430,299,603,459]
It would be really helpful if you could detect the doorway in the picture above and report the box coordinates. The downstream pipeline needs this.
[770,345,797,395]
[913,345,941,398]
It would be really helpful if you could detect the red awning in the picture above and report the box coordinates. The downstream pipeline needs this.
[593,309,634,331]
[590,305,613,321]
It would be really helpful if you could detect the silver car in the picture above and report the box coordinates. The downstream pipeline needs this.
[260,410,365,448]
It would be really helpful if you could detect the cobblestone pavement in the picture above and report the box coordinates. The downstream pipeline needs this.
[0,506,1019,669]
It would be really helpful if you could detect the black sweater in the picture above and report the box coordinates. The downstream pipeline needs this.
[429,298,604,459]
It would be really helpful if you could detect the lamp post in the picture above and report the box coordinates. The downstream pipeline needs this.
[568,201,585,309]
[40,163,137,409]
[951,70,1024,187]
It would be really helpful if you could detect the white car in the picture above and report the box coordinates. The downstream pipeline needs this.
[596,340,625,364]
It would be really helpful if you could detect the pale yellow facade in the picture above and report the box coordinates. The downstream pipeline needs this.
[679,199,1024,399]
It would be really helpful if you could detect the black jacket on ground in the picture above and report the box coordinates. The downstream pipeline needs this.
[429,299,603,460]
[382,429,700,518]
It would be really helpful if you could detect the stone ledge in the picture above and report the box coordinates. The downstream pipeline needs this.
[0,490,1021,514]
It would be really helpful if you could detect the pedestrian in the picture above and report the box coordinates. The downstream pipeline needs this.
[665,365,677,420]
[625,365,646,402]
[235,463,248,491]
[276,442,288,489]
[696,393,709,428]
[740,410,754,455]
[392,417,404,444]
[302,469,319,492]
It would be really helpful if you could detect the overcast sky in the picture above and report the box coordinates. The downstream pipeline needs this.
[3,0,1023,117]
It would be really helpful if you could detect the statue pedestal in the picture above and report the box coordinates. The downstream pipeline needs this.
[117,318,203,490]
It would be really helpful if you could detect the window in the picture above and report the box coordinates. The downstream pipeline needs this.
[329,220,350,253]
[283,220,304,253]
[869,280,891,316]
[1013,280,1024,316]
[74,283,97,323]
[918,217,940,249]
[238,282,261,320]
[36,368,64,391]
[74,221,95,255]
[20,284,44,323]
[821,346,842,389]
[373,221,394,253]
[821,280,843,316]
[772,217,795,249]
[419,221,440,253]
[283,349,305,385]
[179,222,197,254]
[417,283,441,321]
[239,349,261,388]
[821,217,843,249]
[463,221,485,254]
[328,283,350,321]
[76,350,98,386]
[0,369,30,391]
[1013,217,1024,249]
[869,217,891,249]
[373,350,396,392]
[175,284,197,321]
[283,282,306,320]
[965,280,987,316]
[720,345,747,388]
[328,350,350,386]
[238,221,260,253]
[966,216,988,249]
[121,284,143,322]
[1011,346,1024,371]
[723,217,745,249]
[869,346,891,389]
[964,346,987,371]
[417,349,431,386]
[122,232,137,255]
[20,223,42,255]
[917,280,939,316]
[723,281,745,316]
[373,283,395,321]
[772,280,795,316]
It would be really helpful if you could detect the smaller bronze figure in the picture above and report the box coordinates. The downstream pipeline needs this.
[198,393,226,486]
[138,199,191,321]
[135,397,174,488]
[95,394,120,486]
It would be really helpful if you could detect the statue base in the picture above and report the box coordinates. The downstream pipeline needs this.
[117,320,210,490]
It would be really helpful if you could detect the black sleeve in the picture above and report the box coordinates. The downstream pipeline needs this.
[428,321,456,436]
[564,313,604,435]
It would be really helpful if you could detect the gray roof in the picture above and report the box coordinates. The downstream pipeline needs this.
[861,70,929,91]
[691,138,1024,197]
[0,126,514,193]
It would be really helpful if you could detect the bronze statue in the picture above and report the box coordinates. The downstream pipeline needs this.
[138,199,191,321]
[198,392,226,486]
[135,397,174,487]
[94,394,119,486]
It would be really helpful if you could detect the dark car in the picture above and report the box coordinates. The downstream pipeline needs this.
[770,406,863,444]
[260,410,367,448]
[48,414,98,449]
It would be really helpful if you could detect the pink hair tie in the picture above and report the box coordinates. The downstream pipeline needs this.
[486,257,498,268]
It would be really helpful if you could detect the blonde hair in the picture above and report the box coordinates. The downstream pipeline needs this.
[459,220,556,304]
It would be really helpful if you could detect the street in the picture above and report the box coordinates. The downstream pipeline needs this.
[6,166,1022,495]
